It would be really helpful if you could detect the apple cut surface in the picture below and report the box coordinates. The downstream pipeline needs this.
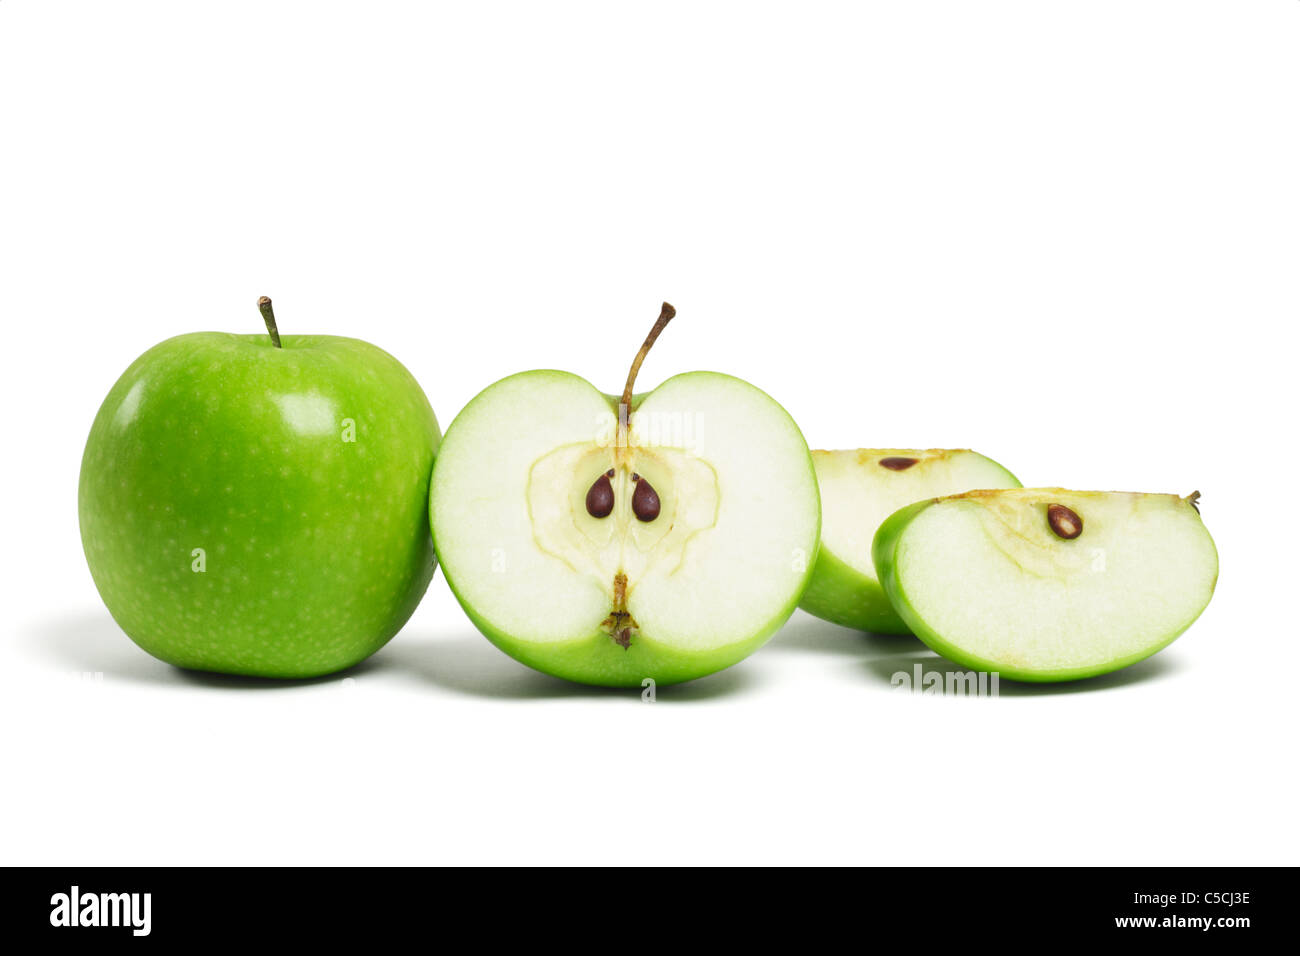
[799,449,1019,633]
[430,369,820,686]
[872,489,1218,681]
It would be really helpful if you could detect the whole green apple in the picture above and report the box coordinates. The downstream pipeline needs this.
[78,297,440,678]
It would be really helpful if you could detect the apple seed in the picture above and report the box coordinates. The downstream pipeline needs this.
[585,472,615,518]
[631,474,661,522]
[879,457,919,471]
[1046,503,1083,540]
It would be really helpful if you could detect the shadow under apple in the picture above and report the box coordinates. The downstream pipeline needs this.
[25,611,380,690]
[764,609,924,658]
[861,647,1183,697]
[378,631,762,702]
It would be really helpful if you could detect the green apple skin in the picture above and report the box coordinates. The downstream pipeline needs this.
[799,545,905,634]
[872,497,1216,682]
[800,451,1020,634]
[447,596,803,688]
[432,371,819,688]
[79,332,440,678]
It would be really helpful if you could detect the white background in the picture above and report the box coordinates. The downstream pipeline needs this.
[2,1,1296,865]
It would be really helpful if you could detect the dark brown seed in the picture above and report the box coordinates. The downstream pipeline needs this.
[585,473,614,518]
[631,475,661,522]
[1046,503,1083,540]
[879,456,920,471]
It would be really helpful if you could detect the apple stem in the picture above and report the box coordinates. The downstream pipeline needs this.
[619,302,676,411]
[258,296,282,348]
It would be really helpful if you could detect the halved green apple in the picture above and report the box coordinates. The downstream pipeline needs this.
[799,449,1020,633]
[872,489,1218,681]
[429,304,821,687]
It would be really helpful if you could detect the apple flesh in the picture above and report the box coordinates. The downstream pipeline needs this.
[799,449,1020,633]
[429,305,821,687]
[79,302,440,678]
[872,489,1218,681]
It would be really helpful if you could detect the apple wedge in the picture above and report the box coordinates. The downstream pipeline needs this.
[872,489,1218,681]
[800,449,1020,633]
[429,304,821,687]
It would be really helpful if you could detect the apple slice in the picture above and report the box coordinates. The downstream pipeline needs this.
[429,304,820,687]
[872,489,1218,681]
[800,449,1020,633]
